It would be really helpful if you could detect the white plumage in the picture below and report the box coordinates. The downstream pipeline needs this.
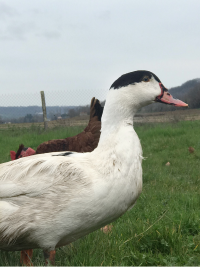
[0,131,142,251]
[0,70,187,263]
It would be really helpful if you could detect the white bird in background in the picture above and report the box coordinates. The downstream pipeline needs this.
[0,70,188,265]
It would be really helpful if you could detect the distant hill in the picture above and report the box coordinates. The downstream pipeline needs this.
[169,78,200,98]
[0,106,78,120]
[139,78,200,113]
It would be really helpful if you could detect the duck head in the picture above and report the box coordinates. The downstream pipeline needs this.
[110,70,188,110]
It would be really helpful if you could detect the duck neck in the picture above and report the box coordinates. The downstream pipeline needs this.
[99,89,137,145]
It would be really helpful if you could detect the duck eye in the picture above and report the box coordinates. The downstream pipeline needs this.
[143,77,150,82]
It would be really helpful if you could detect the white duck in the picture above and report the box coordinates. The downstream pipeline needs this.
[0,70,187,265]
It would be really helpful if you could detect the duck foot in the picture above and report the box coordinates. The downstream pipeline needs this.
[20,249,33,266]
[43,249,56,266]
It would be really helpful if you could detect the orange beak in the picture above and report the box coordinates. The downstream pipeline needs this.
[155,83,188,107]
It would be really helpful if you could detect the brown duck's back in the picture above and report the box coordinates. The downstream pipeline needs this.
[36,97,103,154]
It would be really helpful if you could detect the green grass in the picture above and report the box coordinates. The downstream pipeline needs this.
[0,121,200,266]
[0,124,85,164]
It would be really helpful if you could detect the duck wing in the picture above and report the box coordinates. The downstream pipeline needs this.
[0,152,87,199]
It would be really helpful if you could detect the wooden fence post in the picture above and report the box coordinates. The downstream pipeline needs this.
[40,91,48,130]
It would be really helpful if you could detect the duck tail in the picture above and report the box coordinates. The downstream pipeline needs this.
[90,97,104,122]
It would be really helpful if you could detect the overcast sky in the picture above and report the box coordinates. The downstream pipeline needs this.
[0,0,200,106]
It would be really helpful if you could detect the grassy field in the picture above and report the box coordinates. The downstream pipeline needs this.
[0,121,200,266]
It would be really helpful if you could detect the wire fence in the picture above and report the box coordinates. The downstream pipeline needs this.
[0,89,200,130]
[0,88,107,129]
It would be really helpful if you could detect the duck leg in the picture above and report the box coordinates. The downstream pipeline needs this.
[43,249,56,266]
[20,249,33,266]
